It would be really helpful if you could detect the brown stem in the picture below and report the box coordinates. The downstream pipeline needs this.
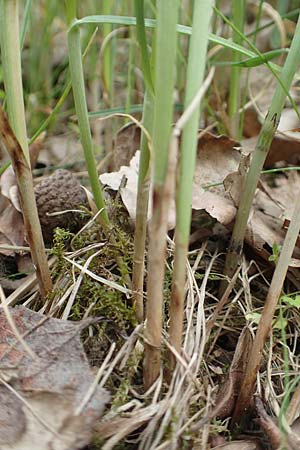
[132,176,150,322]
[144,137,177,388]
[0,104,52,297]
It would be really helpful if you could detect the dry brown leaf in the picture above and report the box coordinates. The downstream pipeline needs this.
[192,133,240,225]
[100,150,142,220]
[102,127,300,260]
[112,122,141,170]
[246,190,284,255]
[0,306,110,450]
[213,327,253,419]
[243,134,300,168]
[0,166,24,255]
[41,135,83,168]
[0,165,21,211]
[245,173,300,260]
[0,205,25,255]
[95,401,164,446]
[255,397,282,449]
[100,131,240,230]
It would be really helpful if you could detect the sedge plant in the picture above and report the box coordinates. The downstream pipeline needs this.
[66,2,133,287]
[228,0,245,140]
[232,180,300,423]
[0,0,52,297]
[169,0,213,359]
[143,0,180,388]
[223,12,300,285]
[65,0,109,225]
[132,0,155,323]
[226,11,300,423]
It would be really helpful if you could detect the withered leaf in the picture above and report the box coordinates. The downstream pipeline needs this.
[0,306,110,450]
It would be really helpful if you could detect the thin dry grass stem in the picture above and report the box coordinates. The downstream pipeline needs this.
[261,2,287,48]
[139,250,220,448]
[186,262,207,363]
[248,73,275,120]
[148,359,202,450]
[187,248,218,359]
[139,402,171,450]
[23,292,40,309]
[207,285,245,356]
[0,244,31,252]
[265,334,283,415]
[99,324,143,389]
[119,324,144,370]
[49,284,75,315]
[184,248,207,355]
[101,405,167,450]
[61,249,103,319]
[64,256,130,294]
[164,338,201,390]
[75,342,116,415]
[205,266,241,339]
[95,402,165,441]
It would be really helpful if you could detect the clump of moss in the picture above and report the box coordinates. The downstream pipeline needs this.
[73,277,136,328]
[50,227,74,274]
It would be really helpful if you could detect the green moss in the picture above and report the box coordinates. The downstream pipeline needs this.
[50,227,74,273]
[73,276,136,327]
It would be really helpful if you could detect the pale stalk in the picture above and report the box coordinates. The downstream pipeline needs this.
[144,0,180,388]
[0,0,52,297]
[132,91,154,322]
[169,66,214,358]
[0,0,29,163]
[132,0,155,322]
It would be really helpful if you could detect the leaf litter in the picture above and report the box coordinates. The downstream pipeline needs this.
[2,117,300,449]
[2,42,300,450]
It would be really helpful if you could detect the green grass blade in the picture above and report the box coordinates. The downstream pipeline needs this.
[134,1,154,95]
[69,14,281,70]
[20,0,32,49]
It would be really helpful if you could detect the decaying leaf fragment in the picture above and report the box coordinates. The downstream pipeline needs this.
[100,129,240,231]
[213,327,253,420]
[102,124,300,262]
[0,306,110,450]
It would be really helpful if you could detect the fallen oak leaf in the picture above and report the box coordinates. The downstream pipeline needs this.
[100,130,240,231]
[0,306,110,450]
